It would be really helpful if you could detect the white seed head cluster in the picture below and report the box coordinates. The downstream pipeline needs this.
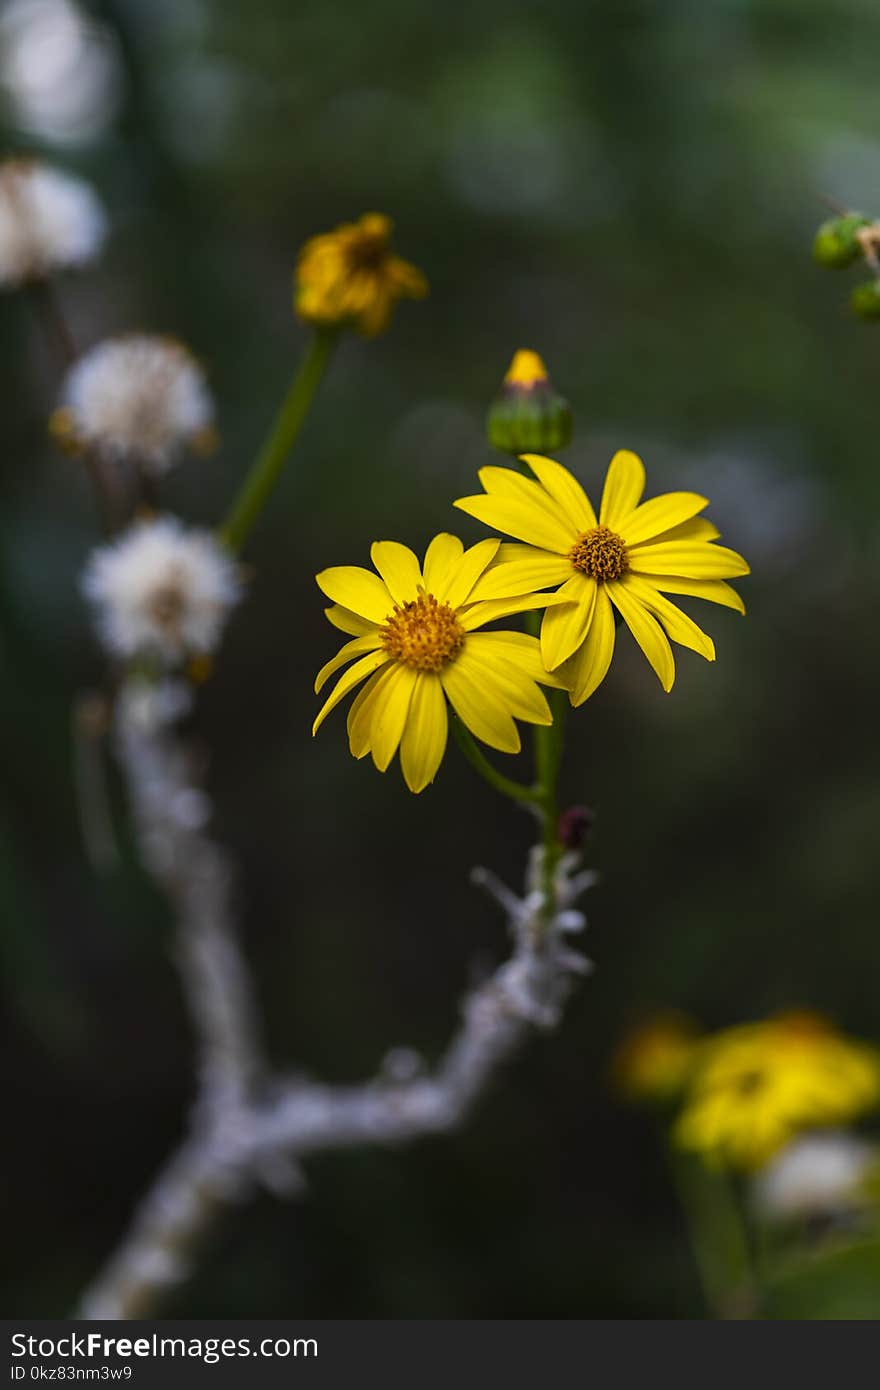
[753,1131,876,1222]
[58,335,214,473]
[82,517,241,663]
[0,158,106,285]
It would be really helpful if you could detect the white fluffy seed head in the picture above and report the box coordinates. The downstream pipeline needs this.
[57,334,215,473]
[753,1131,876,1222]
[82,517,241,663]
[0,158,106,284]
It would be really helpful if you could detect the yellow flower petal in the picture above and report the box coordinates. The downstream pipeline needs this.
[463,635,553,724]
[453,492,576,553]
[444,537,500,609]
[316,566,394,624]
[459,590,566,631]
[540,573,597,671]
[634,574,745,614]
[387,255,429,298]
[347,664,397,758]
[520,454,597,531]
[369,663,418,771]
[400,674,448,793]
[559,584,616,705]
[621,575,715,661]
[608,581,675,691]
[440,651,521,753]
[422,533,464,600]
[470,630,567,688]
[599,450,645,527]
[324,604,379,636]
[632,517,721,547]
[627,541,750,579]
[619,492,709,547]
[315,633,383,693]
[466,549,572,602]
[312,649,390,734]
[370,541,423,605]
[478,465,575,533]
[355,295,391,337]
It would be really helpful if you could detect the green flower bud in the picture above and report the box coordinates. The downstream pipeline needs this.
[486,349,573,455]
[813,214,872,269]
[850,280,880,320]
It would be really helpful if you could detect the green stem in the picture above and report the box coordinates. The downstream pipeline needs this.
[450,715,540,807]
[535,688,567,921]
[219,327,337,553]
[667,1146,759,1319]
[523,612,567,925]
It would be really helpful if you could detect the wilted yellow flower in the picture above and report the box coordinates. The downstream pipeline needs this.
[313,535,564,793]
[612,1012,701,1102]
[455,450,749,704]
[674,1013,880,1170]
[295,213,427,337]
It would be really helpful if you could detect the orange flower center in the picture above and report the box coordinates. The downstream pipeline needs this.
[569,525,629,581]
[380,593,464,672]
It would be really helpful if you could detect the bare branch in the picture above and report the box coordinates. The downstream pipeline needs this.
[75,679,590,1320]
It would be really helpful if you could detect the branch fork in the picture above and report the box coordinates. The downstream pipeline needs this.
[76,679,593,1319]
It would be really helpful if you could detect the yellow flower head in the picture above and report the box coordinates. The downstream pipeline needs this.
[295,213,427,337]
[313,535,564,793]
[612,1012,702,1103]
[454,450,750,705]
[674,1012,880,1170]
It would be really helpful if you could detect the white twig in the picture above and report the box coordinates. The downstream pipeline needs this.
[75,678,591,1320]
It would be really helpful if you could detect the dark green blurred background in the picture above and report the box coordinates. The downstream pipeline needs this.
[2,0,880,1319]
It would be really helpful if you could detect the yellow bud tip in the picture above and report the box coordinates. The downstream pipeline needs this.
[504,349,549,388]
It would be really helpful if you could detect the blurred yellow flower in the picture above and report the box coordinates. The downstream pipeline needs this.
[674,1013,880,1170]
[612,1012,701,1102]
[313,535,563,793]
[295,212,427,337]
[454,450,749,704]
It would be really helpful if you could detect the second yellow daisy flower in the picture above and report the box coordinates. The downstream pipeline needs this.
[455,450,750,704]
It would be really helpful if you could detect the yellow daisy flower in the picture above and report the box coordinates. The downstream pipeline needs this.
[295,212,427,337]
[454,450,750,704]
[313,535,564,793]
[674,1013,880,1170]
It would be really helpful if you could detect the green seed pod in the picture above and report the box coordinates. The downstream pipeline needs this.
[486,350,573,455]
[813,214,872,269]
[850,280,880,320]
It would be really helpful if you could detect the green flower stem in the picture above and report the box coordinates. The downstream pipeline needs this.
[452,684,568,939]
[667,1145,758,1319]
[219,326,337,553]
[450,715,540,808]
[522,615,568,921]
[535,689,567,919]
